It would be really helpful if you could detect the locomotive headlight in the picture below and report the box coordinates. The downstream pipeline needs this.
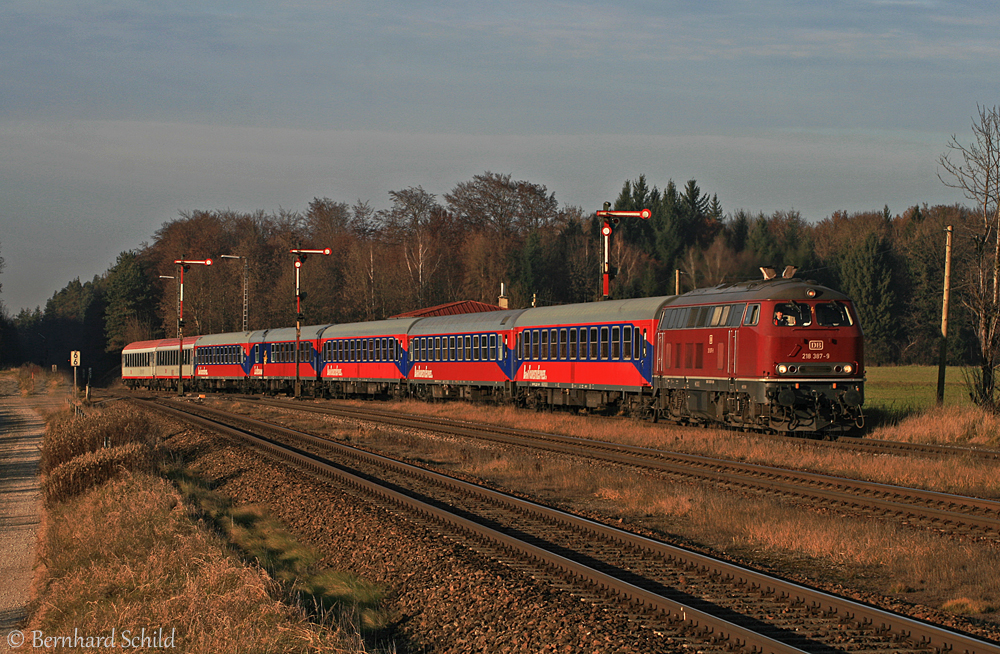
[777,364,788,374]
[843,364,854,374]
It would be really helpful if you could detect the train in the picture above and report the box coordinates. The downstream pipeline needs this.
[122,272,865,436]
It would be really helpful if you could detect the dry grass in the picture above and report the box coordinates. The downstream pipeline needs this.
[30,473,370,653]
[327,398,1000,499]
[42,403,156,473]
[29,403,388,653]
[869,404,1000,447]
[44,441,155,505]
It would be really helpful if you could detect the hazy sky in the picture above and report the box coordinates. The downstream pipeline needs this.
[1,0,997,313]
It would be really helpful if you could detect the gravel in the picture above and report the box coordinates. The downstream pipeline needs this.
[164,423,692,653]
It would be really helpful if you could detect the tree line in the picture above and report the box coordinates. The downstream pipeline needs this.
[0,170,984,388]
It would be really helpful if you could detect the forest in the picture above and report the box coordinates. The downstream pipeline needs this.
[0,171,983,385]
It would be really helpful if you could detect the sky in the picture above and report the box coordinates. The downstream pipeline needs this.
[1,0,998,313]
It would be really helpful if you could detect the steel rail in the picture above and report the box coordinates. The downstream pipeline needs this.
[249,398,1000,535]
[144,397,1000,654]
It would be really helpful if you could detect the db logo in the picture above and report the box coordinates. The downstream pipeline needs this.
[808,340,824,351]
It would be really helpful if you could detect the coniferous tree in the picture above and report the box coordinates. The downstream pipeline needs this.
[105,251,156,352]
[839,232,899,364]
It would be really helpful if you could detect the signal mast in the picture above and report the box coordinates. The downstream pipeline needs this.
[289,246,332,397]
[595,202,651,300]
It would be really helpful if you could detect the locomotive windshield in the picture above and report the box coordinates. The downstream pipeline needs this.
[815,301,853,326]
[772,302,812,327]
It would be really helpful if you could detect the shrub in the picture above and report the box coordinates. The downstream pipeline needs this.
[42,404,154,473]
[44,442,155,505]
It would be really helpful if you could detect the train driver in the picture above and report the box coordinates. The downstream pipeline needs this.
[773,305,796,326]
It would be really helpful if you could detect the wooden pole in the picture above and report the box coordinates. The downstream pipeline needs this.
[936,225,954,405]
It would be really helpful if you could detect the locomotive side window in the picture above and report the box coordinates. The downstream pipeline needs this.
[744,304,760,326]
[729,303,747,326]
[489,334,497,360]
[710,305,730,327]
[815,302,853,326]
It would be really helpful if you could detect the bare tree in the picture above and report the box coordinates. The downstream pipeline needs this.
[380,186,442,307]
[938,104,1000,407]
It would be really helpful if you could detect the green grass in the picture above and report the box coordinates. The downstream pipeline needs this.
[171,469,389,632]
[865,365,973,410]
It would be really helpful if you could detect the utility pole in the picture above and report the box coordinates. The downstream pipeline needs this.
[595,203,651,300]
[936,225,954,405]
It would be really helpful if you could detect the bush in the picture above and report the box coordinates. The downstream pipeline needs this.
[42,404,154,473]
[44,442,155,505]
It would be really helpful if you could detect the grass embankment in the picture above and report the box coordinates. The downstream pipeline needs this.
[30,404,387,653]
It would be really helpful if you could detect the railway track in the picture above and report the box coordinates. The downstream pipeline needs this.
[229,396,1000,541]
[137,396,1000,654]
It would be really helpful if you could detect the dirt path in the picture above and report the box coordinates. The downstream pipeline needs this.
[0,374,67,639]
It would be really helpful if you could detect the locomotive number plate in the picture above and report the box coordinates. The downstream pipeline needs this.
[808,340,824,351]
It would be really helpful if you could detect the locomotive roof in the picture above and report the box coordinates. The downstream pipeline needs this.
[321,317,424,338]
[408,308,528,335]
[513,295,672,328]
[669,278,851,304]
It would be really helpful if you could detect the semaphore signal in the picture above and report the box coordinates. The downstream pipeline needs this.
[595,204,651,300]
